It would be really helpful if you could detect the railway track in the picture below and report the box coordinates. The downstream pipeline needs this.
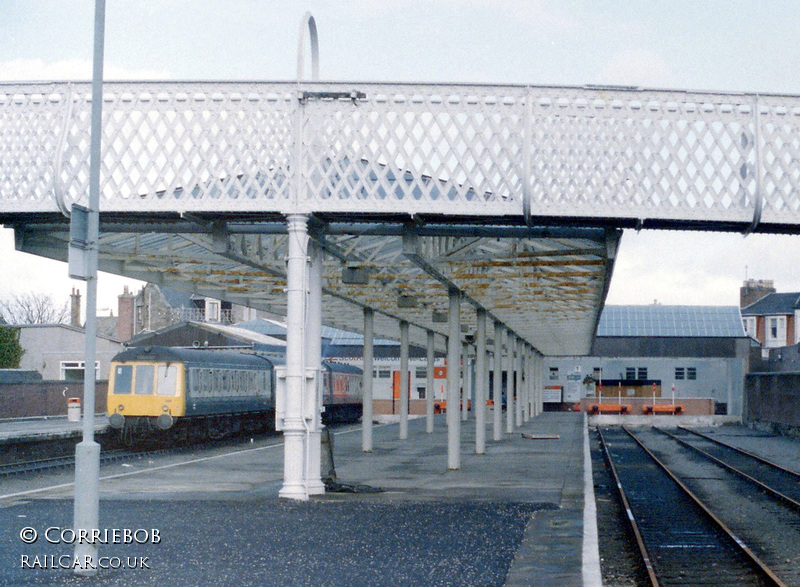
[598,426,786,586]
[0,447,178,478]
[667,426,800,509]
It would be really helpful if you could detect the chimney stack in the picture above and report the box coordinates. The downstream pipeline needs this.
[117,285,136,341]
[740,278,776,308]
[70,288,81,327]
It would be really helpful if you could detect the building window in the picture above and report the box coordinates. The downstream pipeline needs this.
[625,367,636,380]
[675,367,685,380]
[764,315,787,347]
[417,386,426,399]
[687,367,697,380]
[205,299,221,322]
[549,367,559,381]
[638,367,648,380]
[415,367,427,379]
[60,361,100,381]
[378,370,391,379]
[742,316,756,338]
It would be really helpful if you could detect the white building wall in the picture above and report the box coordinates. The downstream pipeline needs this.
[17,325,123,381]
[330,356,447,401]
[544,356,744,417]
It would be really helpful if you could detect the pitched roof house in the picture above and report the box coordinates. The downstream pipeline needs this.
[740,280,800,352]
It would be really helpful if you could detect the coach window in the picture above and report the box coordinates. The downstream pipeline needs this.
[157,365,178,396]
[378,369,391,379]
[687,367,697,381]
[135,365,155,395]
[675,367,685,380]
[113,365,133,394]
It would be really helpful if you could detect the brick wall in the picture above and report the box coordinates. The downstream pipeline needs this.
[0,381,108,418]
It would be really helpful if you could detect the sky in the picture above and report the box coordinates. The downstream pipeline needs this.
[2,0,800,317]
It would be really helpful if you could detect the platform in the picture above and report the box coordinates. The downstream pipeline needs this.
[0,415,109,444]
[1,412,598,586]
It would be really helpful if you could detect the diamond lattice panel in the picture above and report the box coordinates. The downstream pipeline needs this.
[4,82,798,226]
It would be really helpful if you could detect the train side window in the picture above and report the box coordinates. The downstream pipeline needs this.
[113,365,133,394]
[157,365,178,396]
[134,365,155,395]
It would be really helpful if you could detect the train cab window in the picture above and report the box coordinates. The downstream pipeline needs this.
[157,365,178,396]
[135,365,155,395]
[113,365,133,394]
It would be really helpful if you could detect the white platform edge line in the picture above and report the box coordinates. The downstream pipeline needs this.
[582,412,602,586]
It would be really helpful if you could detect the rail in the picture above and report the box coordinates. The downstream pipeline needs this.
[598,426,785,586]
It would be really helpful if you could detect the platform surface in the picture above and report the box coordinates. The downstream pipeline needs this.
[0,415,109,443]
[1,412,598,586]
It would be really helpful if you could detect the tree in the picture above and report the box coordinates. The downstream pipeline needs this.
[0,325,24,368]
[0,293,70,325]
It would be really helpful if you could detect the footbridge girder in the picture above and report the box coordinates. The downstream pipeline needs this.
[2,81,800,233]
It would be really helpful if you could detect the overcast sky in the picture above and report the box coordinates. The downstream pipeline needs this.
[2,0,800,316]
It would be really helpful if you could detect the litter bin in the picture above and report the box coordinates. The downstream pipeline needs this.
[67,397,81,422]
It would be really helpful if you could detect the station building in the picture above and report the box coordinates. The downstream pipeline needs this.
[544,305,752,417]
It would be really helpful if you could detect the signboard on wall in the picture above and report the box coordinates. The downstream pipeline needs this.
[543,385,563,403]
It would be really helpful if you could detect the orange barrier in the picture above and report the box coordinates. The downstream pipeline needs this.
[589,403,632,414]
[434,400,472,413]
[643,404,684,415]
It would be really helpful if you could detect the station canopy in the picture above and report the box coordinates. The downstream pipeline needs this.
[12,209,619,357]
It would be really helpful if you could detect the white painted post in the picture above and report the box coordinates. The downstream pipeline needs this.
[462,342,470,422]
[362,308,374,452]
[73,0,104,575]
[538,354,544,415]
[475,308,486,454]
[280,214,310,500]
[426,330,435,433]
[529,347,535,418]
[400,320,410,440]
[447,288,461,469]
[506,330,517,434]
[493,321,503,441]
[514,337,525,428]
[522,345,530,422]
[305,241,324,495]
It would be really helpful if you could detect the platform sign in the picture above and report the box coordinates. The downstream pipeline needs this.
[68,204,90,280]
[543,385,563,403]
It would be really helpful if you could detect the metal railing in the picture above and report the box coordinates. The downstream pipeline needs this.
[2,81,800,230]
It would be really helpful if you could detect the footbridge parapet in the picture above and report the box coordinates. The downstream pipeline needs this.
[2,81,799,232]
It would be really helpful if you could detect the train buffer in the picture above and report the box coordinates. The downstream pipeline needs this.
[588,403,631,415]
[643,404,684,415]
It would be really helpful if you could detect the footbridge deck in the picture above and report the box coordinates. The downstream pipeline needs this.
[2,81,799,231]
